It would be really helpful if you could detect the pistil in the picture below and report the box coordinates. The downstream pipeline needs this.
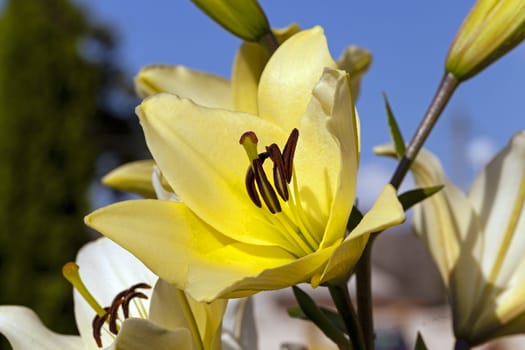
[62,262,106,318]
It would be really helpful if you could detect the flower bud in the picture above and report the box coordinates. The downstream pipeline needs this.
[446,0,525,81]
[191,0,271,42]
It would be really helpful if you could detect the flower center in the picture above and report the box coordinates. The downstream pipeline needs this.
[240,129,319,256]
[239,128,298,214]
[62,262,151,348]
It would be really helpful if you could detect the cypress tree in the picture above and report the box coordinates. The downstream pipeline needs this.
[0,0,106,335]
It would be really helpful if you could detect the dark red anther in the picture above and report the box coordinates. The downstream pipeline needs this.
[90,282,152,348]
[245,168,262,208]
[92,307,110,348]
[253,158,282,213]
[122,291,148,318]
[282,128,299,183]
[266,144,289,201]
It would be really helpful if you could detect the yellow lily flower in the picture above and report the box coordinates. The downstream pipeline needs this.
[86,27,404,302]
[376,131,525,346]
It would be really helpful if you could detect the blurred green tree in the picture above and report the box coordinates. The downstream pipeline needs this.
[0,0,141,339]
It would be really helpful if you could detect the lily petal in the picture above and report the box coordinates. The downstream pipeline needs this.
[468,131,525,289]
[102,160,156,198]
[112,318,193,350]
[295,68,359,248]
[74,237,157,349]
[257,26,337,132]
[231,41,268,114]
[0,306,84,350]
[375,144,484,336]
[231,24,300,114]
[135,64,232,109]
[466,131,525,338]
[136,93,308,249]
[85,199,314,301]
[149,279,226,350]
[216,245,335,299]
[315,185,405,285]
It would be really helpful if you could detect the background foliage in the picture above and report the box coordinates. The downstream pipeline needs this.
[0,0,141,343]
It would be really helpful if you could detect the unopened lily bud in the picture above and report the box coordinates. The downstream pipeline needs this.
[446,0,525,81]
[191,0,272,43]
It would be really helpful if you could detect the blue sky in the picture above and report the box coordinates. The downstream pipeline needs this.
[76,0,525,201]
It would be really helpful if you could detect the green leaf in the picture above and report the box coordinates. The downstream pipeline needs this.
[383,93,406,158]
[398,185,443,211]
[191,0,272,42]
[292,286,352,349]
[414,332,428,350]
[346,205,363,233]
[288,306,347,335]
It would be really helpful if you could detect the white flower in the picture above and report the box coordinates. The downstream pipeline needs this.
[377,131,525,346]
[0,237,257,349]
[0,237,156,349]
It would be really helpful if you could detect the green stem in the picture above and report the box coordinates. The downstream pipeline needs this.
[454,338,471,350]
[355,233,377,350]
[292,286,352,350]
[329,283,366,350]
[389,72,459,189]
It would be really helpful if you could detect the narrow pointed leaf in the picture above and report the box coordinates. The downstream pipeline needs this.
[292,286,351,349]
[384,93,405,158]
[398,185,444,211]
[414,332,428,350]
[288,305,347,335]
[346,205,363,233]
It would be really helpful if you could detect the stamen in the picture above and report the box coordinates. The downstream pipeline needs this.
[240,129,300,214]
[266,144,289,201]
[129,282,153,291]
[253,158,282,213]
[282,128,299,183]
[122,291,148,318]
[92,307,110,348]
[62,262,106,318]
[245,168,262,207]
[64,261,152,348]
[108,296,124,334]
[91,282,152,348]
